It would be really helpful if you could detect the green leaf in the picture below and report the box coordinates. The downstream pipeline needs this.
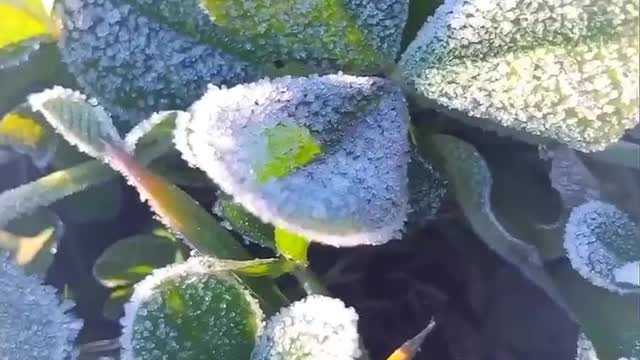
[93,234,182,288]
[214,194,275,250]
[57,179,122,224]
[0,209,62,275]
[120,257,264,360]
[549,262,640,359]
[199,258,297,278]
[57,0,261,125]
[274,227,309,264]
[0,43,70,118]
[28,87,124,160]
[103,143,289,311]
[0,160,114,228]
[176,74,411,247]
[399,0,639,152]
[0,107,58,168]
[0,111,176,228]
[426,134,566,306]
[198,0,408,73]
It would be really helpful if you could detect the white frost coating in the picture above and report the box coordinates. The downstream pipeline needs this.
[57,0,261,125]
[0,251,82,360]
[0,37,46,70]
[564,200,640,294]
[251,295,361,360]
[399,0,640,152]
[120,256,263,360]
[29,87,123,160]
[576,333,639,360]
[195,0,408,72]
[614,261,640,286]
[124,111,189,153]
[176,74,411,247]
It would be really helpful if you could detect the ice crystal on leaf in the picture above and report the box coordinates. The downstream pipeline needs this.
[399,0,640,152]
[57,0,261,125]
[29,86,123,160]
[175,74,410,247]
[564,200,640,294]
[251,295,361,360]
[120,256,264,360]
[195,0,408,73]
[0,252,82,360]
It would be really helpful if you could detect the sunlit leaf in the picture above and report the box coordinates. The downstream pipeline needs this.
[0,209,62,275]
[0,108,58,168]
[57,0,261,125]
[213,194,275,249]
[399,0,639,152]
[274,227,309,264]
[120,257,264,360]
[93,234,182,288]
[176,74,411,247]
[29,87,123,160]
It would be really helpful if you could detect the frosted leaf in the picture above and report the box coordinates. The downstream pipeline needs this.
[399,0,640,152]
[251,295,361,360]
[56,0,261,125]
[124,111,189,154]
[406,144,447,229]
[546,147,601,209]
[0,251,82,360]
[197,0,408,73]
[564,200,640,294]
[576,333,640,360]
[176,74,411,247]
[120,256,264,360]
[0,108,59,170]
[28,87,123,160]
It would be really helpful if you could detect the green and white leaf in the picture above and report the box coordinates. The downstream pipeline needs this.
[251,295,362,360]
[0,160,114,228]
[213,194,276,250]
[93,234,182,288]
[57,0,261,125]
[0,251,82,360]
[427,134,565,305]
[176,74,411,247]
[120,257,264,360]
[29,87,123,160]
[198,0,408,73]
[399,0,640,152]
[564,200,640,294]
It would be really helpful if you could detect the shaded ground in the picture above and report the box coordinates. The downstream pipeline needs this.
[312,202,579,360]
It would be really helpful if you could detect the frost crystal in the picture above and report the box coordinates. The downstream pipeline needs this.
[57,0,261,125]
[0,252,82,360]
[399,0,640,152]
[176,74,410,247]
[120,257,264,360]
[29,87,123,160]
[564,200,640,294]
[198,0,408,72]
[576,333,639,360]
[251,295,361,360]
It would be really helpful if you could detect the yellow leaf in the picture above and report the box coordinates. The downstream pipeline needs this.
[0,1,52,48]
[0,112,47,147]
